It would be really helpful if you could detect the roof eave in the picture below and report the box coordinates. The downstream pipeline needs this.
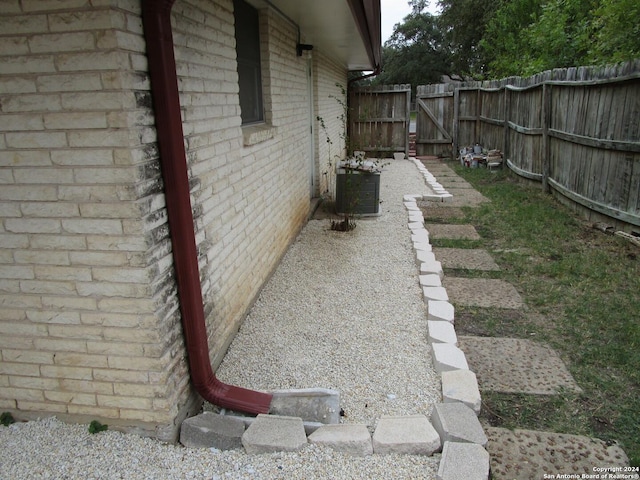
[345,0,381,71]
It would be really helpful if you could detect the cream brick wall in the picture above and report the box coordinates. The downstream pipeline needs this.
[0,0,348,439]
[171,0,348,367]
[314,53,349,199]
[0,0,187,437]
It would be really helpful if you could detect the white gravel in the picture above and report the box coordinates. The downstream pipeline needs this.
[0,159,442,479]
[216,159,440,427]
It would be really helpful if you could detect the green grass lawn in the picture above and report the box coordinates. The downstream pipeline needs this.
[445,165,640,466]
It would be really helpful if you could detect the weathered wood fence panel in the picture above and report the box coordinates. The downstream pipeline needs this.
[415,84,455,157]
[349,84,411,156]
[416,60,640,229]
[456,89,478,151]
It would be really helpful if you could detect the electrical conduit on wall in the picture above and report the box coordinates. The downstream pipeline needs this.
[140,0,272,414]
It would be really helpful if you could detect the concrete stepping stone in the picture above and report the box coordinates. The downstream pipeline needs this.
[437,177,474,189]
[443,277,523,309]
[437,193,480,207]
[441,369,482,415]
[180,412,245,450]
[437,442,490,480]
[446,188,488,204]
[427,320,457,344]
[427,300,454,322]
[430,403,487,447]
[241,414,307,454]
[372,415,441,455]
[408,221,424,231]
[431,343,469,373]
[423,194,449,202]
[486,427,630,479]
[419,204,466,222]
[423,286,449,302]
[458,336,583,394]
[307,424,373,456]
[433,248,500,271]
[426,224,481,240]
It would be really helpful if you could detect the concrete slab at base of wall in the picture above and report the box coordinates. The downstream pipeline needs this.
[269,388,340,424]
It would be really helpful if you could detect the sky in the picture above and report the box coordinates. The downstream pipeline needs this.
[380,0,440,43]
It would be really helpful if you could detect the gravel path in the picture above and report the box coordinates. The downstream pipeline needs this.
[0,159,441,479]
[216,159,440,426]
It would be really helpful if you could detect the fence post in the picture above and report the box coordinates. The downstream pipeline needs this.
[405,85,411,156]
[503,85,510,164]
[475,88,481,142]
[453,86,460,161]
[541,82,551,192]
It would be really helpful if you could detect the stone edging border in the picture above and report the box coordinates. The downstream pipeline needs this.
[404,157,490,479]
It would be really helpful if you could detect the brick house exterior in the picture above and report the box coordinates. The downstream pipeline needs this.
[0,0,380,440]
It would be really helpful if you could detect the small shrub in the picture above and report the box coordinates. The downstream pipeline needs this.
[1,412,15,426]
[88,420,108,434]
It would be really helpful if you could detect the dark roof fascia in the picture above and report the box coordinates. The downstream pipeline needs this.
[345,0,381,71]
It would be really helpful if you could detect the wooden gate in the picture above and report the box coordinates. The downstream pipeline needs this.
[415,83,456,158]
[348,84,411,157]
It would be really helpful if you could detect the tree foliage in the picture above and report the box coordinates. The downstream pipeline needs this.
[437,0,501,75]
[479,0,542,76]
[376,0,640,84]
[373,1,450,86]
[481,0,640,77]
[589,0,640,64]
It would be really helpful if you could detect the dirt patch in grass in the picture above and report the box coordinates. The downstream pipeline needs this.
[481,391,622,442]
[418,203,467,223]
[454,307,548,339]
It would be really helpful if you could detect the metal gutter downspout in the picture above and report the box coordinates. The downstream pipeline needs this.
[141,0,272,414]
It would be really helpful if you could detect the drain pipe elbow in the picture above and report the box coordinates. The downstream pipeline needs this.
[141,0,272,415]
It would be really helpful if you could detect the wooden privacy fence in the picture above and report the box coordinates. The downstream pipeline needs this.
[348,84,411,156]
[416,61,640,228]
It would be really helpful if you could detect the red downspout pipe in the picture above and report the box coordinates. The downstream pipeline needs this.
[141,0,272,414]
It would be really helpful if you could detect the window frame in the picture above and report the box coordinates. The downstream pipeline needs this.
[234,0,264,126]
